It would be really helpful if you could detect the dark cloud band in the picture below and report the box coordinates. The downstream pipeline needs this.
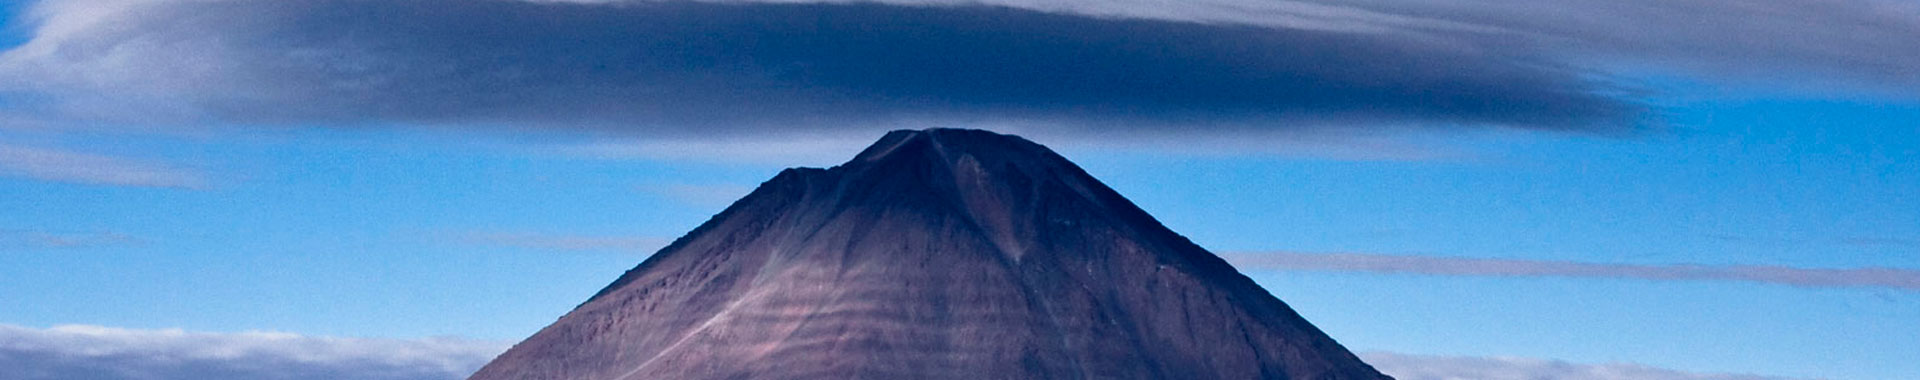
[0,0,1641,134]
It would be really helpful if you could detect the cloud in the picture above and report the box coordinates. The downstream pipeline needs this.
[453,231,668,253]
[1702,233,1920,251]
[0,0,1906,144]
[1360,352,1805,380]
[0,324,508,380]
[802,0,1920,94]
[1842,237,1920,250]
[561,135,876,166]
[637,183,758,208]
[0,229,139,249]
[0,143,206,188]
[0,0,1642,135]
[1309,0,1920,93]
[1220,251,1920,291]
[0,324,1806,380]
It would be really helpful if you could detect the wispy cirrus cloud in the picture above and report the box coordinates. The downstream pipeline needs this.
[1220,251,1920,291]
[451,231,668,254]
[0,324,507,380]
[0,143,206,189]
[560,135,875,166]
[637,183,758,208]
[1702,233,1920,251]
[0,229,139,249]
[1841,237,1920,250]
[0,324,1806,380]
[1360,352,1806,380]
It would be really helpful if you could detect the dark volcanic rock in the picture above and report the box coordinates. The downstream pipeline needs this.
[469,129,1391,380]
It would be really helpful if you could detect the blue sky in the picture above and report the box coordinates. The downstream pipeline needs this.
[1,1,1917,380]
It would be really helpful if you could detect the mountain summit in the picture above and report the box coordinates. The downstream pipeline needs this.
[468,129,1391,380]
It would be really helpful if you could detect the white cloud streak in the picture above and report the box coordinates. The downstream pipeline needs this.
[0,229,139,249]
[561,136,874,166]
[1360,352,1807,380]
[0,144,206,189]
[0,324,1807,380]
[1221,251,1920,291]
[637,183,758,208]
[0,324,508,380]
[454,231,668,253]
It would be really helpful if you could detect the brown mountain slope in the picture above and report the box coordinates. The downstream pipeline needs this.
[468,129,1391,380]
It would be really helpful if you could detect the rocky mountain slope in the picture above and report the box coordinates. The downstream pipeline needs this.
[468,129,1391,380]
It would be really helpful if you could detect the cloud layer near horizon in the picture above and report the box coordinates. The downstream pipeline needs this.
[0,0,1642,134]
[0,324,1801,380]
[0,324,507,380]
[1222,251,1920,291]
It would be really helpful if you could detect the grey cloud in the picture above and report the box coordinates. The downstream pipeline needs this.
[0,0,1641,134]
[1221,251,1920,291]
[1309,0,1920,92]
[0,144,207,189]
[862,0,1920,94]
[0,324,507,380]
[1361,352,1805,380]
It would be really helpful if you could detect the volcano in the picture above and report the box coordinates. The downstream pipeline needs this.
[468,129,1390,380]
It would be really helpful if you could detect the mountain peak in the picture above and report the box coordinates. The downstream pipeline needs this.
[829,128,1133,263]
[849,128,1050,163]
[470,129,1391,380]
[841,128,1082,197]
